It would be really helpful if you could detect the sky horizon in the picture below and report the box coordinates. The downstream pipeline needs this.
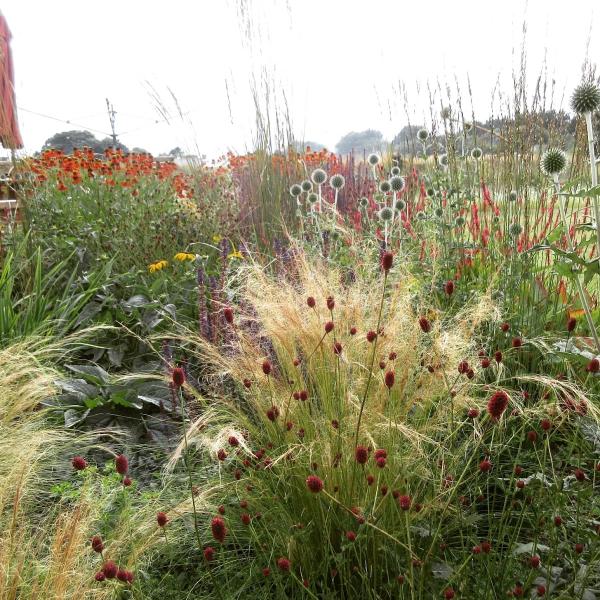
[2,0,599,160]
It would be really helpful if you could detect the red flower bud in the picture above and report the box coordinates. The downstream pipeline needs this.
[115,454,129,475]
[72,456,87,470]
[172,367,185,387]
[381,251,393,272]
[156,512,168,527]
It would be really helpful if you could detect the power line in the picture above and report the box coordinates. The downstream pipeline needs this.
[17,106,113,137]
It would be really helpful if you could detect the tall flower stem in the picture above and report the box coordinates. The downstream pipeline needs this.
[553,174,600,352]
[584,111,600,258]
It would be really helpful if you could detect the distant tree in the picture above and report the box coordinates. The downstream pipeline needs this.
[42,130,129,154]
[131,147,150,154]
[335,130,384,155]
[168,146,183,157]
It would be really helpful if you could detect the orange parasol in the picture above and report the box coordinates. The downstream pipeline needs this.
[0,11,22,149]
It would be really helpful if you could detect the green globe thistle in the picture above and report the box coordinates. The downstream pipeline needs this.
[509,222,523,237]
[301,180,312,192]
[439,154,449,167]
[379,180,391,193]
[390,166,401,176]
[571,82,600,114]
[492,215,500,224]
[540,148,567,176]
[440,106,452,120]
[426,187,435,197]
[470,147,483,160]
[508,190,518,202]
[307,192,318,204]
[358,197,369,209]
[417,128,429,142]
[378,207,394,222]
[311,168,327,185]
[367,153,380,166]
[330,174,345,189]
[394,199,406,212]
[454,216,465,227]
[416,210,426,220]
[434,207,444,218]
[389,175,406,192]
[290,184,302,197]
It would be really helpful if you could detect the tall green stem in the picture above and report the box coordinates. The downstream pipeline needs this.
[584,111,600,258]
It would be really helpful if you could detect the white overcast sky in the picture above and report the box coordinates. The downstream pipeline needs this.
[2,0,599,158]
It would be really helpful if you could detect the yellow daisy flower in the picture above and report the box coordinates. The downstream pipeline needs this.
[227,250,244,260]
[174,252,195,262]
[212,234,223,243]
[148,260,168,273]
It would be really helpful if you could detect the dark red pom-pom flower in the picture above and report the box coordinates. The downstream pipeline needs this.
[277,557,291,572]
[418,317,431,333]
[398,495,411,511]
[325,321,334,334]
[487,390,509,420]
[223,307,234,324]
[102,561,118,579]
[307,296,316,308]
[384,371,395,389]
[204,546,215,561]
[587,358,599,373]
[91,535,104,553]
[156,512,168,527]
[355,445,369,465]
[172,367,185,387]
[444,281,455,296]
[72,456,87,471]
[115,454,129,475]
[306,474,324,493]
[211,516,227,543]
[567,317,577,332]
[381,251,394,272]
[262,360,272,375]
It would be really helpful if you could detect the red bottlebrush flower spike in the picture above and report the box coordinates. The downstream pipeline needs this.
[374,449,387,460]
[115,454,129,475]
[102,560,118,579]
[487,390,509,420]
[307,296,316,308]
[481,541,491,553]
[529,555,540,568]
[444,280,454,296]
[72,456,87,470]
[306,475,324,493]
[575,543,584,554]
[527,430,537,443]
[366,330,377,342]
[299,390,308,401]
[384,371,395,388]
[172,367,185,387]
[277,557,291,572]
[241,513,251,525]
[355,445,369,465]
[381,251,394,272]
[324,321,334,334]
[376,456,387,468]
[346,530,357,542]
[91,535,104,553]
[540,418,552,431]
[418,317,431,333]
[204,546,215,562]
[326,296,335,310]
[211,516,227,543]
[262,360,272,375]
[586,358,599,373]
[567,317,577,332]
[366,474,375,485]
[398,495,411,511]
[156,512,168,527]
[223,307,234,324]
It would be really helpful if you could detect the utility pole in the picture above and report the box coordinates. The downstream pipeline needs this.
[105,98,118,146]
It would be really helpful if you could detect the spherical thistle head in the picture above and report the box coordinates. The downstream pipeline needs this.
[464,121,473,132]
[508,190,518,202]
[72,455,87,471]
[417,128,429,142]
[571,81,600,114]
[434,207,444,218]
[390,166,401,176]
[367,153,380,166]
[394,199,406,212]
[439,153,449,167]
[379,180,391,193]
[541,148,567,176]
[311,168,327,185]
[301,179,312,192]
[307,191,318,204]
[470,147,483,160]
[330,174,345,190]
[416,210,426,220]
[487,390,509,420]
[358,196,369,208]
[440,106,452,120]
[115,454,129,475]
[306,474,324,493]
[454,216,465,227]
[289,184,302,197]
[509,222,523,237]
[389,175,406,192]
[378,206,394,222]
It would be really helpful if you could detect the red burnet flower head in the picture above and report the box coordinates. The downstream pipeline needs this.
[350,326,357,335]
[241,513,251,525]
[243,378,252,389]
[262,359,272,376]
[537,584,546,596]
[554,515,563,526]
[512,337,523,348]
[540,418,552,431]
[262,567,271,577]
[418,317,431,333]
[228,435,239,447]
[500,322,510,332]
[306,296,316,308]
[467,408,480,419]
[380,485,388,496]
[366,330,377,343]
[388,351,397,360]
[527,430,538,443]
[516,479,525,489]
[218,504,226,515]
[381,251,394,272]
[306,474,324,493]
[376,456,387,468]
[346,530,357,542]
[444,280,455,296]
[217,449,227,461]
[156,511,168,527]
[95,571,106,582]
[587,357,600,373]
[299,390,308,401]
[444,587,455,599]
[481,357,490,368]
[122,476,132,487]
[91,535,104,553]
[529,555,540,568]
[72,456,87,471]
[379,360,386,370]
[472,544,482,554]
[487,390,509,420]
[266,405,280,421]
[481,540,491,553]
[117,569,134,584]
[494,350,503,363]
[211,516,227,543]
[398,495,411,510]
[575,543,584,554]
[514,465,523,476]
[574,468,586,482]
[203,546,215,562]
[512,583,524,597]
[277,557,291,572]
[355,445,369,465]
[223,306,234,324]
[293,358,300,367]
[326,296,335,310]
[333,341,343,355]
[374,448,387,460]
[366,473,375,485]
[384,371,395,389]
[172,366,185,388]
[457,360,469,374]
[115,454,129,475]
[479,458,492,472]
[324,321,334,334]
[567,317,577,332]
[102,560,118,579]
